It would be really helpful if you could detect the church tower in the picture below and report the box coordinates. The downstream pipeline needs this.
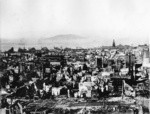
[112,39,116,47]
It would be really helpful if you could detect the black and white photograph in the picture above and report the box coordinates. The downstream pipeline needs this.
[0,0,150,114]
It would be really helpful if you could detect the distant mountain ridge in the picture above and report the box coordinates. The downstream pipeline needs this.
[44,34,85,40]
[1,34,94,51]
[38,34,88,48]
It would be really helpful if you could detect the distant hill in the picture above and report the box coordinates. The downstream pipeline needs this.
[39,34,87,48]
[1,34,102,51]
[44,34,85,41]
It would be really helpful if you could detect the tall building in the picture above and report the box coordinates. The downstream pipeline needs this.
[96,57,103,68]
[0,37,1,52]
[149,40,150,62]
[142,48,150,67]
[0,38,1,58]
[112,39,116,47]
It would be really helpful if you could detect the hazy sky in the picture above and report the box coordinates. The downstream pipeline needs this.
[0,0,150,46]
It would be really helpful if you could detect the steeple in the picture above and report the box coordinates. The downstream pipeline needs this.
[112,39,116,47]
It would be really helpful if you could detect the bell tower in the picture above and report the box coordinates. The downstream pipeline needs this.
[112,39,116,47]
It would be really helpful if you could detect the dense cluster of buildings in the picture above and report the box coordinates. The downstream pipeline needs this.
[0,41,149,114]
